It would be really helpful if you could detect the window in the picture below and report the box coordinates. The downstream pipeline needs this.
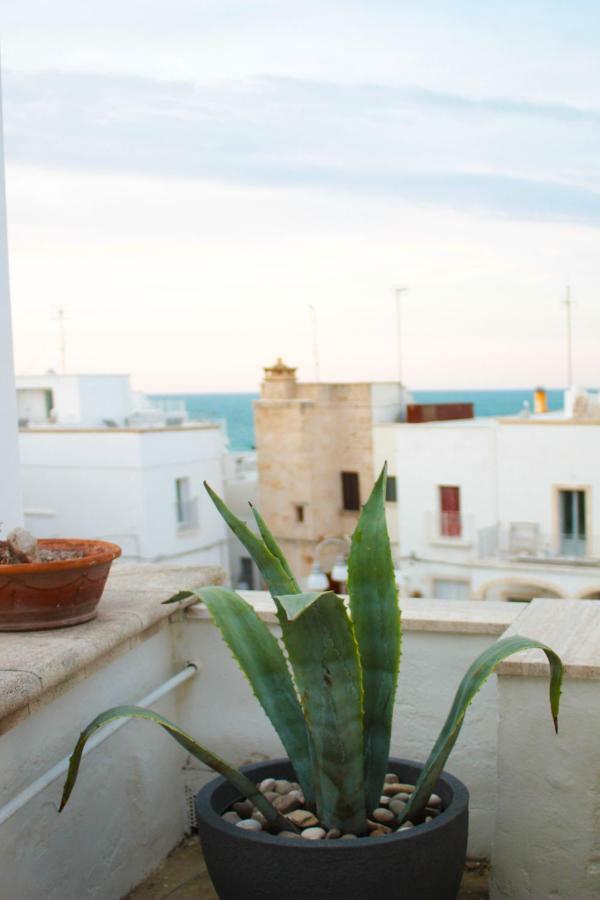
[239,557,255,590]
[385,476,397,503]
[175,477,197,529]
[341,472,360,511]
[439,485,461,537]
[433,578,470,601]
[294,504,305,523]
[559,489,587,557]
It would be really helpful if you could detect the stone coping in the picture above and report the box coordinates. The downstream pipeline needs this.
[0,563,224,734]
[498,598,600,680]
[186,591,521,635]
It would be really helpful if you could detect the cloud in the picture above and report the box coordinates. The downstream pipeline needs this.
[4,69,600,225]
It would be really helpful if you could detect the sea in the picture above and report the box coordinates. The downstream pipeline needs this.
[150,389,565,451]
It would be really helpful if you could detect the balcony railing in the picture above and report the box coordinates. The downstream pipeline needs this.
[478,522,600,563]
[426,511,473,543]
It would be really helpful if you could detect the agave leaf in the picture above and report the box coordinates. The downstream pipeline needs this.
[400,635,564,824]
[278,591,367,834]
[195,586,314,804]
[347,463,401,812]
[204,482,298,627]
[250,503,299,591]
[59,705,297,833]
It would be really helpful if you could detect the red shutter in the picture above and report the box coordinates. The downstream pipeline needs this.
[439,486,461,537]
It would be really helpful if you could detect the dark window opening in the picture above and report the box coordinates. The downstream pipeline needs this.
[239,557,254,590]
[341,472,360,511]
[386,476,397,503]
[559,489,586,557]
[294,504,305,523]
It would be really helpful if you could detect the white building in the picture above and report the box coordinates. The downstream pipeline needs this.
[223,450,260,589]
[0,71,22,528]
[375,392,600,602]
[17,372,133,426]
[16,373,230,570]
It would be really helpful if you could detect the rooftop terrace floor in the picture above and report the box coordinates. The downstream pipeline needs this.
[127,838,489,900]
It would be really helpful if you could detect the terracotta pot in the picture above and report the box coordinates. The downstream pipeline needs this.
[0,539,121,631]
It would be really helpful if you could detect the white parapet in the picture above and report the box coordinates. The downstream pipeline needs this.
[2,579,597,898]
[491,598,600,899]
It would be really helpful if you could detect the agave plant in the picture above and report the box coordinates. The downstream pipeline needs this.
[60,466,563,836]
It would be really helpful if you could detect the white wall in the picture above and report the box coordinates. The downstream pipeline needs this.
[370,383,409,424]
[375,418,600,599]
[496,422,600,541]
[16,374,132,425]
[223,452,259,588]
[491,677,600,899]
[0,71,22,528]
[374,420,496,563]
[2,591,591,898]
[0,627,187,900]
[19,426,229,569]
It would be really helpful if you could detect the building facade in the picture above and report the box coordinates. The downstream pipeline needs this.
[17,373,229,570]
[255,359,600,601]
[254,359,408,582]
[375,400,600,601]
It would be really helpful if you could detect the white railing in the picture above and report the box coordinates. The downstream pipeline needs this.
[478,522,600,563]
[0,663,198,827]
[426,511,474,542]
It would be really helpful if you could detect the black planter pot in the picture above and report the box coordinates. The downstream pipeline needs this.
[194,757,469,900]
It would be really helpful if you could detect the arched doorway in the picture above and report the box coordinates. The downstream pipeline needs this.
[474,577,565,603]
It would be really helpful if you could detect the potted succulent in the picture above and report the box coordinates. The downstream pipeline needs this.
[60,468,563,899]
[0,527,121,630]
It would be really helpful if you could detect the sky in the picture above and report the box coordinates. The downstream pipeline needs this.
[2,0,600,392]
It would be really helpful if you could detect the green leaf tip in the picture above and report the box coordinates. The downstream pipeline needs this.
[203,480,297,605]
[277,591,339,622]
[162,589,199,605]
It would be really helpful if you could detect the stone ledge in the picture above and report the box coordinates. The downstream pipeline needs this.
[185,591,521,635]
[497,598,600,680]
[0,563,225,734]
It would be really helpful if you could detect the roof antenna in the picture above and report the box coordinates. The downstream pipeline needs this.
[309,304,320,382]
[562,285,574,388]
[394,286,408,385]
[52,306,70,374]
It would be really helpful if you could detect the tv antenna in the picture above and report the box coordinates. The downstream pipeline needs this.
[309,304,321,382]
[52,306,70,373]
[394,286,408,385]
[562,286,574,388]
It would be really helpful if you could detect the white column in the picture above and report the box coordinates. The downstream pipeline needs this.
[0,67,23,527]
[490,599,600,899]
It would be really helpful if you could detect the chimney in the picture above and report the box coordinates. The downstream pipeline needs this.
[261,358,297,400]
[533,387,548,414]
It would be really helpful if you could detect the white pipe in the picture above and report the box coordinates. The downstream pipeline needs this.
[0,662,199,827]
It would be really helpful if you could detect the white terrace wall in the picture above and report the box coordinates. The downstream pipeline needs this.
[0,588,514,900]
[491,599,600,899]
[1,582,596,899]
